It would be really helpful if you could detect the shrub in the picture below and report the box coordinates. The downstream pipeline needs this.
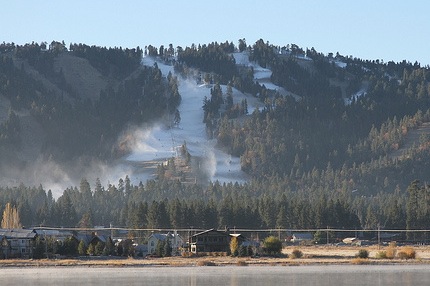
[238,245,248,257]
[376,244,396,259]
[181,251,194,258]
[262,236,282,255]
[356,249,369,259]
[397,247,416,259]
[290,249,303,259]
[388,241,397,248]
[196,260,216,266]
[247,246,254,257]
[375,251,387,259]
[385,246,397,259]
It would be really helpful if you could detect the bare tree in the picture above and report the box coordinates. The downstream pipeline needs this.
[1,203,22,229]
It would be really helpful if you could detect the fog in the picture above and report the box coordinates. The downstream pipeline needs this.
[0,53,268,198]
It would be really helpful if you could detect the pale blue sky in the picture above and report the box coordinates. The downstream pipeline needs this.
[1,0,429,65]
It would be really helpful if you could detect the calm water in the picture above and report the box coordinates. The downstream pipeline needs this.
[0,265,429,286]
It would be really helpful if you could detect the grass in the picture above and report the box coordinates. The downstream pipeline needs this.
[0,245,427,267]
[375,251,388,259]
[351,258,370,265]
[376,242,397,259]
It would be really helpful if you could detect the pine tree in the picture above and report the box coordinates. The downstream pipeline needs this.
[78,240,87,256]
[103,238,115,256]
[95,241,105,256]
[87,243,95,256]
[163,239,172,257]
[276,205,287,228]
[156,240,165,257]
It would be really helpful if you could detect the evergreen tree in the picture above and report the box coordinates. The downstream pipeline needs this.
[87,243,95,256]
[163,239,172,257]
[95,241,105,256]
[78,240,87,256]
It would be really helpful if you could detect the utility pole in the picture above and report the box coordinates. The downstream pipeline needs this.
[378,224,381,250]
[43,229,48,259]
[326,226,329,245]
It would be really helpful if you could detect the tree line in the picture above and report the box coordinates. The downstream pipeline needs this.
[0,178,428,238]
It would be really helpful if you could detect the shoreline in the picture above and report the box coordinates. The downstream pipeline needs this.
[1,245,430,267]
[0,258,428,268]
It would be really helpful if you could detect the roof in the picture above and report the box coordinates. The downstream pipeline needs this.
[76,234,93,245]
[75,233,112,246]
[94,235,110,243]
[150,233,168,241]
[229,233,247,241]
[34,229,74,237]
[149,232,183,241]
[292,233,313,240]
[241,240,260,247]
[191,228,229,237]
[342,237,358,244]
[0,228,37,239]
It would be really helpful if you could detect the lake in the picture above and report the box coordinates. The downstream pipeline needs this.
[1,265,429,285]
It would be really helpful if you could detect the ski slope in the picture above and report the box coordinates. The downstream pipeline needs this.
[233,51,300,100]
[124,56,260,184]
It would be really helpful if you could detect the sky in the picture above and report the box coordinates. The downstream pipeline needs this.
[1,0,429,65]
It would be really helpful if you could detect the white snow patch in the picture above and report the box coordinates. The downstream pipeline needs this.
[232,51,251,66]
[332,60,347,68]
[253,66,273,81]
[294,54,313,61]
[141,56,174,75]
[344,82,369,105]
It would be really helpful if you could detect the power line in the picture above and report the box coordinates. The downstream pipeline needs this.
[32,226,430,233]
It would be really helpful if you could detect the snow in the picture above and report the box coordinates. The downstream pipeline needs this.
[294,54,313,61]
[333,60,347,68]
[344,82,369,105]
[123,52,303,185]
[233,52,300,100]
[124,56,254,184]
[232,51,251,66]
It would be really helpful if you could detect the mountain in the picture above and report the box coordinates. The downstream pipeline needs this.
[0,39,429,231]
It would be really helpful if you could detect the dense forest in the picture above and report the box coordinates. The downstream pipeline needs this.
[0,41,180,161]
[0,39,429,236]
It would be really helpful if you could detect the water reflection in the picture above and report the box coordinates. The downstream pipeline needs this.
[0,265,429,286]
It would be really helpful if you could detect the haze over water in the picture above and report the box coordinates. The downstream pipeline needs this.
[1,265,429,286]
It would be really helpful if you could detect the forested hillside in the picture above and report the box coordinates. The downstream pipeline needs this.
[0,39,429,234]
[0,41,180,187]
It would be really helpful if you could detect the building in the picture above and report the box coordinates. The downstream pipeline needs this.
[76,232,112,248]
[291,233,313,243]
[147,232,183,255]
[189,229,233,254]
[0,228,37,258]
